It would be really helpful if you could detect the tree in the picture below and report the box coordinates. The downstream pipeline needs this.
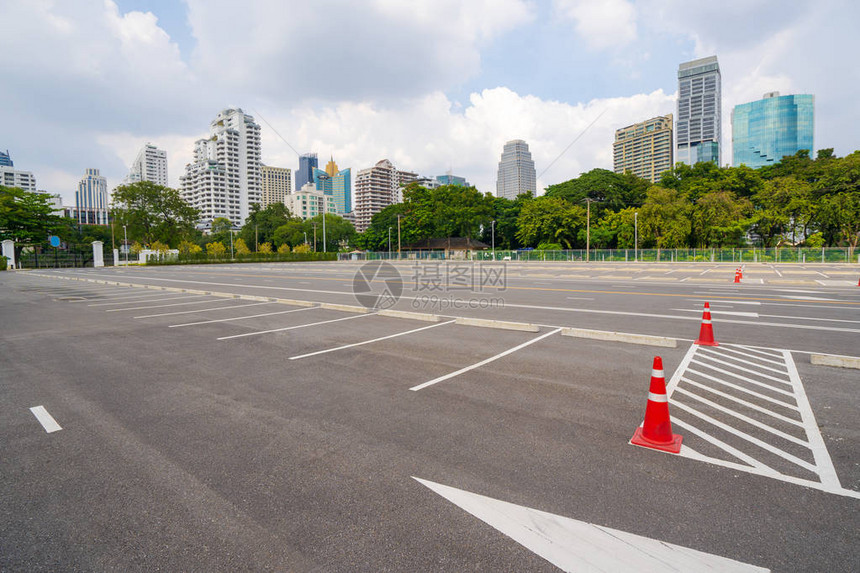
[307,213,357,252]
[178,240,202,255]
[273,220,307,249]
[234,237,251,255]
[515,196,585,248]
[210,217,234,246]
[691,191,753,247]
[258,242,273,254]
[239,203,295,249]
[112,181,199,247]
[639,186,692,249]
[206,241,226,256]
[545,168,649,212]
[0,186,65,243]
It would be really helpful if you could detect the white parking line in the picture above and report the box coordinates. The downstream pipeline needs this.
[134,301,275,319]
[217,312,375,340]
[106,298,222,312]
[30,406,62,433]
[88,294,204,306]
[672,308,759,318]
[290,320,456,360]
[410,328,562,391]
[169,306,319,328]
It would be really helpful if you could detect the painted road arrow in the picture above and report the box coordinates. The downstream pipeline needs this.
[414,477,769,572]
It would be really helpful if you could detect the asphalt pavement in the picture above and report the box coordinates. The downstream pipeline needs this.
[1,262,858,571]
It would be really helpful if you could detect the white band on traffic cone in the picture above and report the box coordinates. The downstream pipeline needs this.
[648,392,668,403]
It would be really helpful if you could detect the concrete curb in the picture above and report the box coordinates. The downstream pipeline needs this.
[810,354,860,369]
[561,327,677,348]
[454,317,540,332]
[319,302,370,314]
[378,309,441,322]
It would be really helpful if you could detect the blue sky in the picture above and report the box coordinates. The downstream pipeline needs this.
[1,0,857,205]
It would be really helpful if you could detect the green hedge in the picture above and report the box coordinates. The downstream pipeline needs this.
[146,252,338,265]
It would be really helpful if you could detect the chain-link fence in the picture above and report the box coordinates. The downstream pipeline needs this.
[341,247,858,263]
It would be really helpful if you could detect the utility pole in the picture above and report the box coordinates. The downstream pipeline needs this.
[322,213,327,253]
[491,220,495,261]
[230,229,234,259]
[123,225,128,264]
[388,227,392,258]
[585,199,591,262]
[397,214,402,258]
[255,224,258,252]
[312,222,317,252]
[634,211,638,263]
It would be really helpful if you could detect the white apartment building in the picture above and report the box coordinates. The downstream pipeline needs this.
[1,166,36,192]
[179,108,262,228]
[261,164,292,207]
[286,182,338,220]
[76,168,109,225]
[125,143,168,186]
[353,159,416,232]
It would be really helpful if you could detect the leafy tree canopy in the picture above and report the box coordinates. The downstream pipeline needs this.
[112,181,198,247]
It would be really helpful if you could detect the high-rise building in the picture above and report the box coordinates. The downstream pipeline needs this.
[732,92,814,168]
[353,159,415,232]
[260,164,292,207]
[676,56,721,166]
[285,182,338,221]
[125,143,168,186]
[613,114,674,183]
[76,168,109,225]
[496,139,536,199]
[296,153,318,191]
[436,172,470,187]
[312,156,352,214]
[0,150,36,191]
[179,108,262,228]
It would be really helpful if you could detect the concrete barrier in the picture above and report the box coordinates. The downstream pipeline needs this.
[561,327,677,348]
[454,317,539,332]
[810,354,860,369]
[378,309,441,322]
[319,302,370,314]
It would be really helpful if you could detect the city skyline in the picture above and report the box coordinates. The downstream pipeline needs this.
[1,1,856,206]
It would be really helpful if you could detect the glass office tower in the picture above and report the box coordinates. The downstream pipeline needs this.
[732,92,814,168]
[676,56,721,166]
[296,153,318,190]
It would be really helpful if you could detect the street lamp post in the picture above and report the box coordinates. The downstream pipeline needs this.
[585,199,591,262]
[397,214,402,259]
[634,211,638,263]
[303,231,308,245]
[122,225,128,264]
[491,220,495,260]
[312,222,317,252]
[230,229,234,259]
[388,227,392,259]
[322,213,327,253]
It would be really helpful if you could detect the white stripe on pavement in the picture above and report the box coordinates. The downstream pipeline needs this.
[410,328,562,391]
[169,306,319,327]
[30,406,62,433]
[290,320,455,360]
[89,294,204,306]
[217,312,375,340]
[134,301,274,319]
[106,298,222,312]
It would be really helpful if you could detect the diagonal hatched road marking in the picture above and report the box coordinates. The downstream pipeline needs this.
[660,343,858,499]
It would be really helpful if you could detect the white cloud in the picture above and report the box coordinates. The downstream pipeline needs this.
[555,0,637,50]
[185,0,535,103]
[254,87,675,199]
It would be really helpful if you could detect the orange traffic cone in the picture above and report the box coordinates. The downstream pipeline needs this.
[630,356,683,454]
[733,269,741,283]
[694,302,719,346]
[739,266,744,279]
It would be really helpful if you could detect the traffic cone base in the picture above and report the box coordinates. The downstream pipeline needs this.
[631,426,683,454]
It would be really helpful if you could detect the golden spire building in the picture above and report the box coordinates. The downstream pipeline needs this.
[312,155,352,214]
